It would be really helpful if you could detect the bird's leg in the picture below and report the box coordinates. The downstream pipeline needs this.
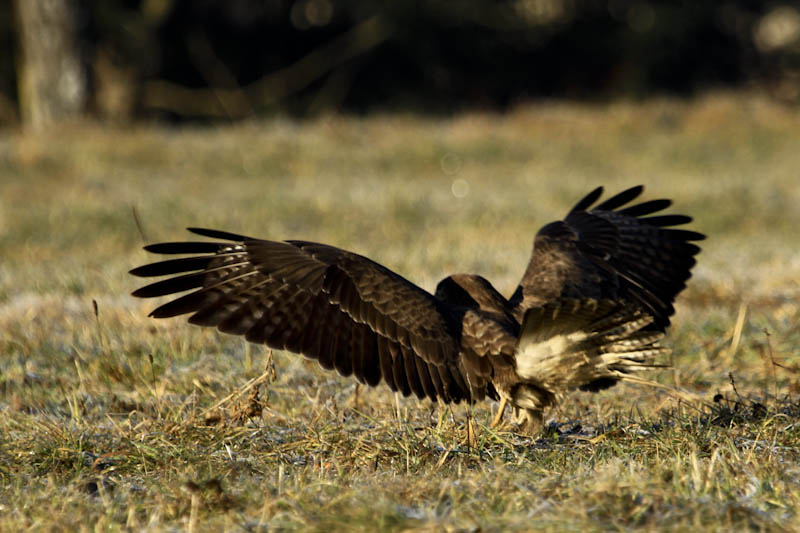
[490,397,508,428]
[351,383,360,410]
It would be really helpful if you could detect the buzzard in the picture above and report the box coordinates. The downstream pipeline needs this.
[130,186,703,434]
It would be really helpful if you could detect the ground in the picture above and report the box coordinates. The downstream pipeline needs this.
[1,92,800,531]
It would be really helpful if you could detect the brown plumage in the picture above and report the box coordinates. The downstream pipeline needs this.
[130,186,704,434]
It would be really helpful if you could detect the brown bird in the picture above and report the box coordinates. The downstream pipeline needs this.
[130,186,703,434]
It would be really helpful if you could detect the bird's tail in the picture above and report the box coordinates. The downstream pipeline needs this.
[515,299,669,396]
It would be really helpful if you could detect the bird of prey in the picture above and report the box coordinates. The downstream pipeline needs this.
[130,185,703,434]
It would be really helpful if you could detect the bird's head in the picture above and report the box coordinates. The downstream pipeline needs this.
[435,273,509,314]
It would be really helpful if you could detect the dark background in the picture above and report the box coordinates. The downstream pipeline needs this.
[3,0,800,123]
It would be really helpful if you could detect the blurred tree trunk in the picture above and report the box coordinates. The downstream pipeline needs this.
[14,0,86,129]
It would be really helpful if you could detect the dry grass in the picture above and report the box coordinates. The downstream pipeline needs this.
[2,91,800,531]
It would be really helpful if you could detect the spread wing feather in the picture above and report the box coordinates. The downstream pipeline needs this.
[516,298,670,397]
[131,229,477,403]
[512,185,704,331]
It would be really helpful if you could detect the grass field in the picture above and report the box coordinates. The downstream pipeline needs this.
[1,92,800,531]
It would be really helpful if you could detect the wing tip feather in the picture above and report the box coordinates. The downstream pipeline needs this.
[569,186,604,213]
[187,227,252,241]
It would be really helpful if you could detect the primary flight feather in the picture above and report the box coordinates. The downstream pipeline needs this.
[131,185,704,434]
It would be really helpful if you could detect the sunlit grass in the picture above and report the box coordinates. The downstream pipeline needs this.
[1,91,799,530]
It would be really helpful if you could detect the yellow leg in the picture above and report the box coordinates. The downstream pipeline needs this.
[490,397,508,428]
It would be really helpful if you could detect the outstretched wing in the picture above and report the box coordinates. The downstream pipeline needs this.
[516,298,669,398]
[511,185,704,331]
[130,228,476,403]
